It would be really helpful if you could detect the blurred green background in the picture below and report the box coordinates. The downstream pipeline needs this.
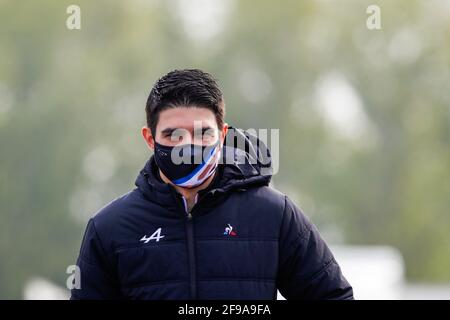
[1,0,449,299]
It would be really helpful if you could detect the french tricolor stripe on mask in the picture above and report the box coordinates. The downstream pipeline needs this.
[172,145,221,188]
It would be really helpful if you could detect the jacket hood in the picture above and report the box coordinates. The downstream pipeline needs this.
[134,126,273,212]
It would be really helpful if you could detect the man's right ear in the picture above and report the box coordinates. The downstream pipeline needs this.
[141,126,155,150]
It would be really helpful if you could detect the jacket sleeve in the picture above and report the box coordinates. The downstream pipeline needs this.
[276,196,354,300]
[70,218,122,300]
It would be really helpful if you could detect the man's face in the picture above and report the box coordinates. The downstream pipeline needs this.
[142,106,228,149]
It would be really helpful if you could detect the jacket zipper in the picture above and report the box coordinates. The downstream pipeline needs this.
[180,195,197,300]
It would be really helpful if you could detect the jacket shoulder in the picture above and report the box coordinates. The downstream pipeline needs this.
[249,186,314,235]
[244,185,288,218]
[88,189,141,241]
[92,189,137,219]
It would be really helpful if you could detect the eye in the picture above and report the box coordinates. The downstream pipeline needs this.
[164,131,183,140]
[202,129,215,138]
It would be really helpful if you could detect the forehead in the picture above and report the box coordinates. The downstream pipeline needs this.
[156,107,217,131]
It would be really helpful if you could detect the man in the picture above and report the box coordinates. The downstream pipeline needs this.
[71,69,353,300]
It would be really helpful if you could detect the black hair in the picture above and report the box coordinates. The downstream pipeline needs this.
[146,69,225,135]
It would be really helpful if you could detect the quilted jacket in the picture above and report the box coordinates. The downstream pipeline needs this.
[70,127,353,300]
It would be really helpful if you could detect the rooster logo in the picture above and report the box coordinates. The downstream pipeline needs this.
[223,223,237,236]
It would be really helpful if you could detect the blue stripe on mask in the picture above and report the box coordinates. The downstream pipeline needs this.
[172,145,217,185]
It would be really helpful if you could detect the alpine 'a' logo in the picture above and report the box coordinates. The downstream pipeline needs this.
[140,227,165,243]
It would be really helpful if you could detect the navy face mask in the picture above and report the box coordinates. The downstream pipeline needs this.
[153,139,221,189]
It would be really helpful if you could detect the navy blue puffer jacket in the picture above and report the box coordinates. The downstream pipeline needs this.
[70,127,353,300]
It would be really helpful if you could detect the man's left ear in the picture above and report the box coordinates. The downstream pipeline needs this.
[221,123,229,145]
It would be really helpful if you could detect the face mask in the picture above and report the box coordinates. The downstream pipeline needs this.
[154,139,221,189]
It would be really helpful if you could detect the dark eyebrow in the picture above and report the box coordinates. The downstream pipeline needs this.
[198,126,214,133]
[161,127,177,136]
